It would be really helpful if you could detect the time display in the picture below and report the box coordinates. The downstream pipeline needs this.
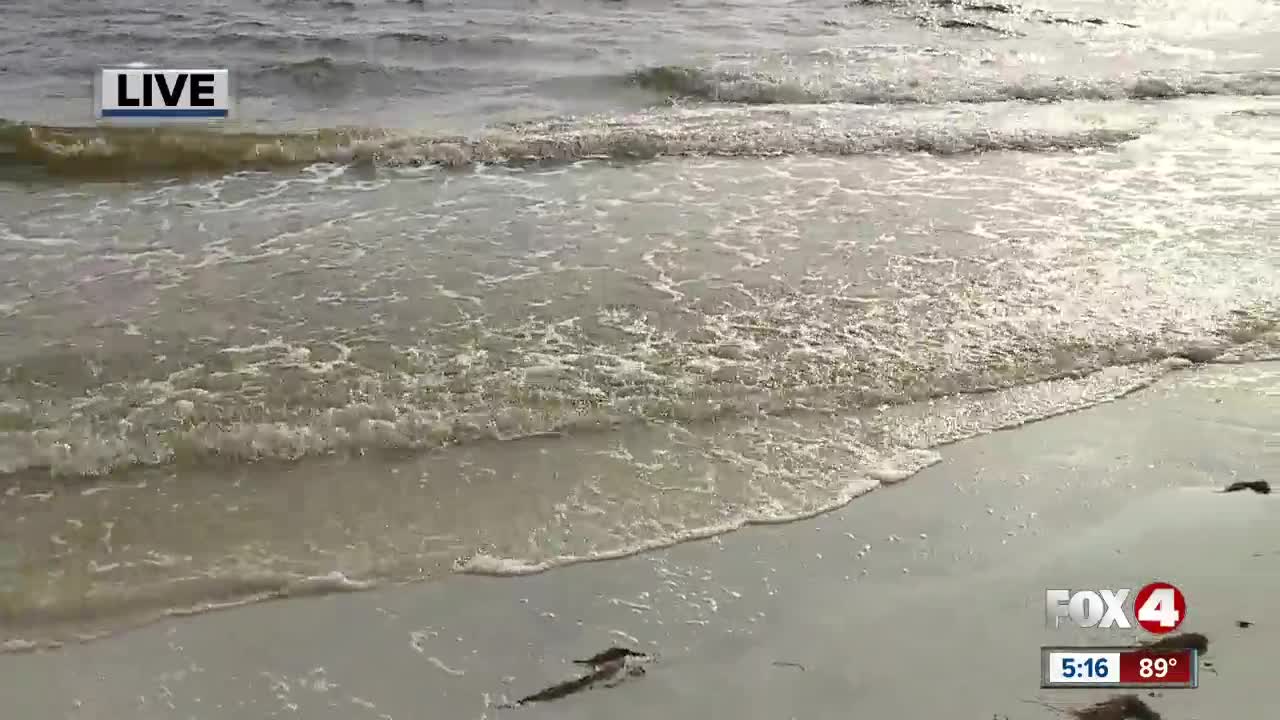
[1047,651,1121,684]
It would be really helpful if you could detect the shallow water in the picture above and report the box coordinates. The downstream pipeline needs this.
[1,0,1278,648]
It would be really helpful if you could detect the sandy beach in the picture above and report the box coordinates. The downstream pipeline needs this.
[4,361,1277,720]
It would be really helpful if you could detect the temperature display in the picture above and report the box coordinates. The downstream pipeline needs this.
[1119,650,1196,685]
[1041,647,1198,689]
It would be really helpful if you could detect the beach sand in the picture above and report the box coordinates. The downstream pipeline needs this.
[4,362,1277,720]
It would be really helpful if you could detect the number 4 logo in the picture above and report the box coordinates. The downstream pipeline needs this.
[1134,582,1187,634]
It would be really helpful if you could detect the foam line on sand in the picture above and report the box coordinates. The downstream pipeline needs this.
[3,362,1278,719]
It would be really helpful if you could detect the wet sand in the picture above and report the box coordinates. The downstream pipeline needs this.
[4,362,1278,719]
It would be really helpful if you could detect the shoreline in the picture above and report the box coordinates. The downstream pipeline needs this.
[3,361,1278,719]
[2,358,1190,652]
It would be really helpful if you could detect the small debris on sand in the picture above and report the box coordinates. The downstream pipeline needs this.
[572,647,648,667]
[498,647,651,709]
[1222,480,1271,494]
[1237,620,1254,628]
[1069,694,1162,720]
[771,661,806,671]
[1138,632,1208,655]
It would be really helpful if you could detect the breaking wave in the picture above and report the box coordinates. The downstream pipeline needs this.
[631,66,1280,105]
[0,110,1142,179]
[1,328,1276,479]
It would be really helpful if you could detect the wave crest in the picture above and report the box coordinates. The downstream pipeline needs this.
[0,110,1142,179]
[631,65,1280,105]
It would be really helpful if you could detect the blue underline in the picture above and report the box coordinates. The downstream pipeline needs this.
[100,109,229,118]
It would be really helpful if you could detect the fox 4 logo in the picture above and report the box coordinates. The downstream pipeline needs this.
[1046,581,1187,634]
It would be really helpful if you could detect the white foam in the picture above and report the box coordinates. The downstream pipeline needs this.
[425,657,466,677]
[2,639,45,653]
[869,449,942,484]
[452,359,1208,580]
[609,629,640,645]
[285,571,375,595]
[455,555,554,576]
[609,598,654,612]
[457,472,894,577]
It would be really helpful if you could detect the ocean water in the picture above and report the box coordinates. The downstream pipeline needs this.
[1,0,1277,650]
